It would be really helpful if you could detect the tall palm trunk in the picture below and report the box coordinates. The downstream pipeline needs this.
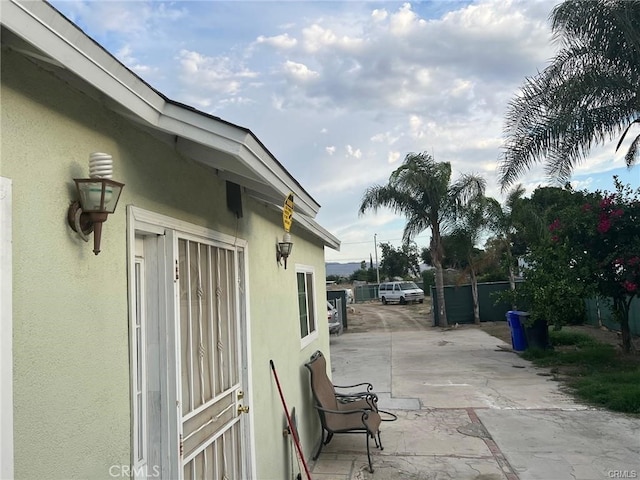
[431,232,447,327]
[505,241,517,309]
[470,265,480,324]
[433,259,447,327]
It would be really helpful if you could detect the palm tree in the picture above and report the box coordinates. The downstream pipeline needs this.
[448,197,495,324]
[359,152,485,327]
[498,0,640,189]
[485,186,545,308]
[485,186,528,293]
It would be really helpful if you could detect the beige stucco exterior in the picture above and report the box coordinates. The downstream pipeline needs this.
[2,35,333,480]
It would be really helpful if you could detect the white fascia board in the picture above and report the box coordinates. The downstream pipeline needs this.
[218,171,286,207]
[294,212,340,250]
[160,104,320,218]
[240,135,320,217]
[3,1,165,126]
[161,116,245,160]
[4,0,323,224]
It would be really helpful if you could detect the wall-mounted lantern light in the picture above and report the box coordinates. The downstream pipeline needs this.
[67,153,124,255]
[276,232,293,269]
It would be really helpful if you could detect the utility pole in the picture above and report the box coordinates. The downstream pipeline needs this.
[374,234,380,284]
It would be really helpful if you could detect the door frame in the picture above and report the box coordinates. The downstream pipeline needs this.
[127,205,256,479]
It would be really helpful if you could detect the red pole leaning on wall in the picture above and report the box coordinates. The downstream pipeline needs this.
[269,359,312,480]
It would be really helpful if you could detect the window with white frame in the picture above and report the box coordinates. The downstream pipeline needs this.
[296,266,317,340]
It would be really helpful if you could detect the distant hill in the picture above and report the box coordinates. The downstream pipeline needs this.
[325,262,364,277]
[326,262,433,279]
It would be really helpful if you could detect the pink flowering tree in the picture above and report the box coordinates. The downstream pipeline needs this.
[566,178,640,353]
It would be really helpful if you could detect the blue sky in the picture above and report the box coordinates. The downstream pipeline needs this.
[51,0,639,263]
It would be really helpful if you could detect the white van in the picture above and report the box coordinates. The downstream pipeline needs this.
[378,281,424,305]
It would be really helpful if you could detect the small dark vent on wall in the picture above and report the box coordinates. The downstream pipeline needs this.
[226,181,243,218]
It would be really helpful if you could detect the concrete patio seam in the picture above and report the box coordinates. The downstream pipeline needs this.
[467,407,519,480]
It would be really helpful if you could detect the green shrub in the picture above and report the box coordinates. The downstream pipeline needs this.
[549,330,597,347]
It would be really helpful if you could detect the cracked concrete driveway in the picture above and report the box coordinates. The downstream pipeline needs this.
[310,302,640,480]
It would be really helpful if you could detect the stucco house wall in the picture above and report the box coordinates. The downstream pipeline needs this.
[1,20,333,480]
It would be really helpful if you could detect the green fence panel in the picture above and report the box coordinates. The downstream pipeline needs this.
[479,282,514,322]
[430,281,639,332]
[431,284,474,325]
[354,284,379,303]
[431,282,514,326]
[327,290,348,329]
[584,297,640,335]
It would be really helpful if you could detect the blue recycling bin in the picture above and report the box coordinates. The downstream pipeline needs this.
[507,310,528,351]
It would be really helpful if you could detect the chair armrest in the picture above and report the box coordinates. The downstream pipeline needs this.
[336,393,379,413]
[335,391,376,399]
[334,382,374,393]
[336,392,378,406]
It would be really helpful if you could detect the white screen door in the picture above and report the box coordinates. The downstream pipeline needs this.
[176,236,246,479]
[131,216,250,480]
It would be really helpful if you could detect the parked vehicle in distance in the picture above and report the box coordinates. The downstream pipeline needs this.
[327,301,342,334]
[378,281,424,305]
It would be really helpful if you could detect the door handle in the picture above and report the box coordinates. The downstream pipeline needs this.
[238,405,250,414]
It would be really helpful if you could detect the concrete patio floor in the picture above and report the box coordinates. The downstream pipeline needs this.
[309,326,640,480]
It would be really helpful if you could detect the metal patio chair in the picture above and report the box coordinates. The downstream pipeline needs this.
[305,350,393,473]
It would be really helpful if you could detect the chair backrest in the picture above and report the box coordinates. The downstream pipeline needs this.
[305,351,338,412]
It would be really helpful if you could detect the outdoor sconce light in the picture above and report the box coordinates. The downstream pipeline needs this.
[67,153,125,255]
[276,232,293,269]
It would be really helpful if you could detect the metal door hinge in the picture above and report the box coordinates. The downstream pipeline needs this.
[175,260,179,281]
[237,405,250,414]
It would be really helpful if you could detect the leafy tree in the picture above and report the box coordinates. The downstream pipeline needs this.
[378,242,421,280]
[421,269,435,296]
[359,152,485,326]
[349,262,377,283]
[446,196,498,324]
[437,233,474,270]
[499,0,640,189]
[477,237,510,283]
[504,178,639,352]
[562,179,640,352]
[484,185,542,294]
[502,241,590,331]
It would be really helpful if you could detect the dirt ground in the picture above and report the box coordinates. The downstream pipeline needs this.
[344,298,637,352]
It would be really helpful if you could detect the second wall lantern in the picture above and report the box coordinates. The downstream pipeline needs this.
[276,232,293,269]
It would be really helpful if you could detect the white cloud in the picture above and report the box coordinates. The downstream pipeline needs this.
[346,145,363,159]
[388,151,402,164]
[389,3,427,36]
[282,60,320,82]
[301,24,364,54]
[371,9,388,22]
[255,33,297,49]
[49,0,637,264]
[177,50,258,100]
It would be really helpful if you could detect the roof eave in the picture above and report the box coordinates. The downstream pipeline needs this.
[1,0,323,220]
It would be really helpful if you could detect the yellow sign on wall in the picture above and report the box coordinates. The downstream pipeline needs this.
[283,193,294,232]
